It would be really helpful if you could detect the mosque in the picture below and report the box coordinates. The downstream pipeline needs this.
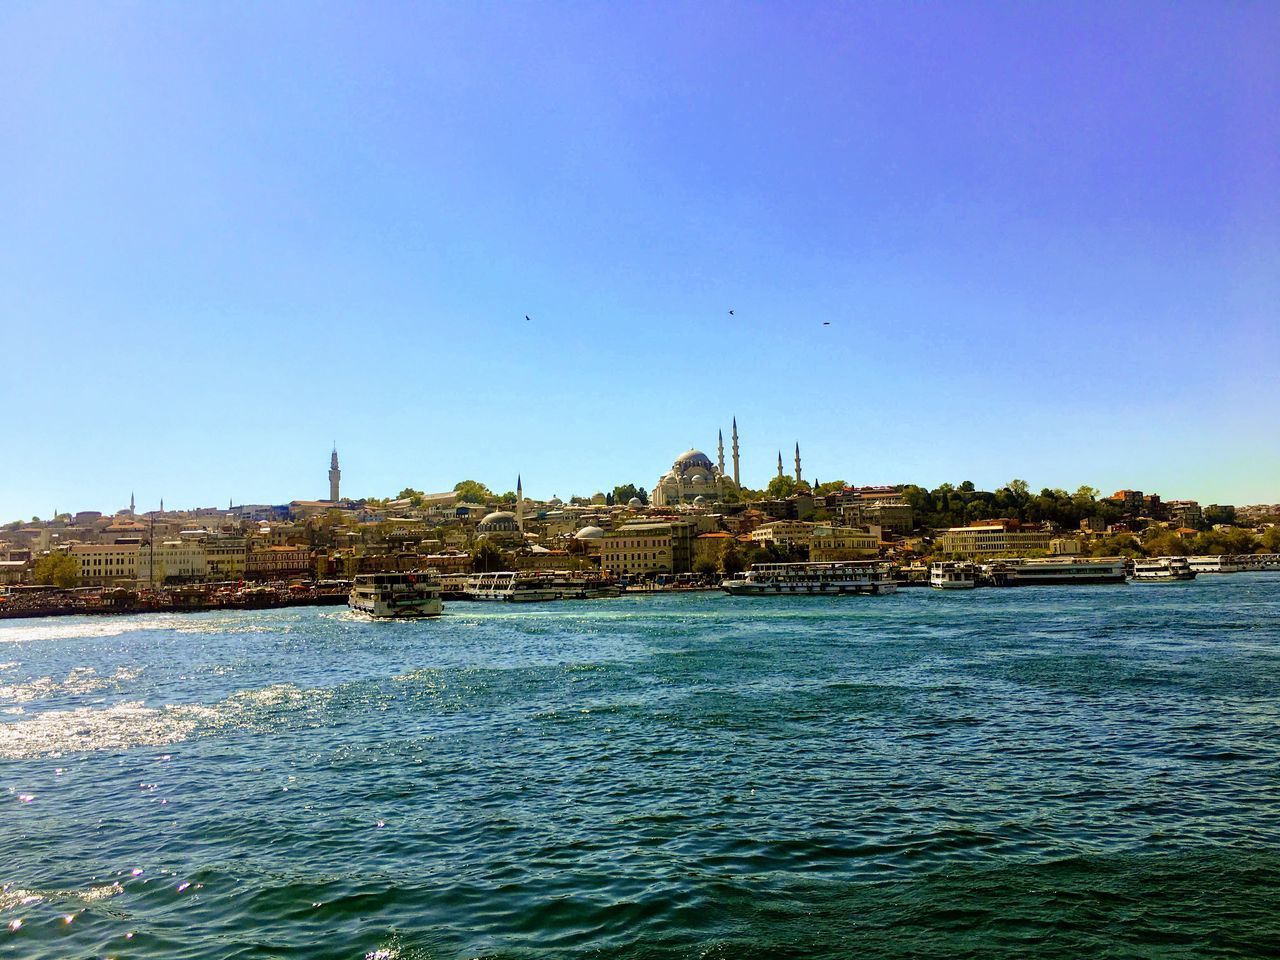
[651,418,806,507]
[650,418,739,507]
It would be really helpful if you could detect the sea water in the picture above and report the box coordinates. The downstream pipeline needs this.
[2,577,1278,958]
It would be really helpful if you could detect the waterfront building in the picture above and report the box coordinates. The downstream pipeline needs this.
[809,524,879,561]
[138,540,209,584]
[244,544,312,580]
[205,537,248,580]
[600,520,697,577]
[750,520,816,547]
[70,542,140,586]
[935,520,1052,558]
[1048,537,1083,556]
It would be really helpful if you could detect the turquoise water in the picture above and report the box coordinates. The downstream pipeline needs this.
[2,577,1279,959]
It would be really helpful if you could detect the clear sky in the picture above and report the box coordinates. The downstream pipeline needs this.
[2,2,1277,518]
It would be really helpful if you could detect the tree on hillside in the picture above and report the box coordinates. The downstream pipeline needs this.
[814,480,847,496]
[471,539,507,573]
[33,553,78,588]
[396,488,426,507]
[454,480,493,503]
[766,475,797,499]
[612,484,648,506]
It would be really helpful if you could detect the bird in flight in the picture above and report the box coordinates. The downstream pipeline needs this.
[823,321,830,325]
[525,315,531,322]
[728,309,735,316]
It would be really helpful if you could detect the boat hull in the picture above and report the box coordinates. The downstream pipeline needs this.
[721,581,896,596]
[348,597,443,618]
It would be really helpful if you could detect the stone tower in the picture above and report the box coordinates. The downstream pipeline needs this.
[795,442,802,484]
[777,450,784,480]
[329,447,341,502]
[516,474,525,534]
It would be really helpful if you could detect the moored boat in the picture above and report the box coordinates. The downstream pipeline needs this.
[1188,555,1245,574]
[721,561,897,596]
[930,561,977,589]
[348,571,443,618]
[1131,557,1196,582]
[465,570,621,602]
[987,557,1126,586]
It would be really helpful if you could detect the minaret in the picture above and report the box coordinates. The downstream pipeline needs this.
[329,446,341,502]
[516,474,525,534]
[731,417,740,487]
[160,498,165,513]
[794,443,802,484]
[777,451,784,480]
[130,492,135,516]
[717,429,725,476]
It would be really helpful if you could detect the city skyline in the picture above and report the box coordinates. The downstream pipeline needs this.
[2,3,1277,516]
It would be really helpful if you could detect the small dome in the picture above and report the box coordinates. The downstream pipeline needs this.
[478,510,518,531]
[691,474,704,484]
[627,497,642,509]
[693,495,707,506]
[575,525,605,540]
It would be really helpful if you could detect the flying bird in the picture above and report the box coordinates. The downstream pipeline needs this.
[525,315,531,322]
[728,309,734,316]
[823,321,830,325]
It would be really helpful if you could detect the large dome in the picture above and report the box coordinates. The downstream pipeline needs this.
[575,525,605,540]
[675,449,714,470]
[478,510,518,530]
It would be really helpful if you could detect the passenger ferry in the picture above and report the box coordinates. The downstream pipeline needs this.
[987,557,1126,586]
[1131,557,1196,582]
[348,572,443,618]
[929,561,977,589]
[465,570,622,602]
[721,561,897,596]
[1188,555,1245,574]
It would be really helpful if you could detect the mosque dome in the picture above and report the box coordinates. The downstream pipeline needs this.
[575,525,606,540]
[627,497,643,509]
[674,449,714,470]
[478,510,518,531]
[691,474,704,484]
[693,495,707,507]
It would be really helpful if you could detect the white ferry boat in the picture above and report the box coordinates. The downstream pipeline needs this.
[465,570,622,602]
[1131,557,1196,582]
[930,561,977,590]
[348,572,443,618]
[1188,555,1245,574]
[988,557,1126,586]
[721,561,897,596]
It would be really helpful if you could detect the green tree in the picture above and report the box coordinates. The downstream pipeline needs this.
[693,557,719,575]
[454,480,493,504]
[33,552,78,588]
[470,540,507,573]
[814,480,847,496]
[396,488,426,507]
[720,542,746,575]
[1143,530,1190,557]
[612,484,648,506]
[1262,527,1280,551]
[765,475,797,499]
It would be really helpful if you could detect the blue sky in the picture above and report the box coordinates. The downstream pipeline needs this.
[1,1,1277,517]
